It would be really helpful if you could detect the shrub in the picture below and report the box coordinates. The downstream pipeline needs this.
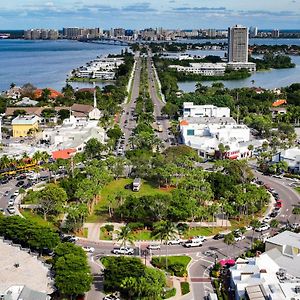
[128,222,145,231]
[163,288,176,299]
[180,282,190,295]
[104,224,114,232]
[292,207,300,215]
[168,262,186,277]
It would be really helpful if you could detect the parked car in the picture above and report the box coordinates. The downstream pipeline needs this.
[256,223,270,232]
[62,235,78,243]
[147,244,161,250]
[4,190,9,196]
[204,250,216,257]
[244,225,253,231]
[166,238,183,245]
[213,234,225,240]
[263,216,272,223]
[7,207,16,214]
[1,178,9,184]
[111,247,134,255]
[183,240,202,248]
[191,236,206,242]
[16,181,24,187]
[103,295,120,300]
[82,246,95,253]
[270,211,278,218]
[8,200,14,206]
[234,234,246,242]
[275,202,282,208]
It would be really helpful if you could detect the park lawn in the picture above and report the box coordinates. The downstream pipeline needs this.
[100,227,113,240]
[183,227,224,239]
[87,178,170,222]
[21,209,56,229]
[131,230,159,241]
[151,256,191,277]
[295,187,300,194]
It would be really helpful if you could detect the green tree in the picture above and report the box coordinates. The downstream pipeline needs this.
[53,242,92,298]
[37,183,68,220]
[84,138,105,159]
[117,225,135,249]
[224,232,235,257]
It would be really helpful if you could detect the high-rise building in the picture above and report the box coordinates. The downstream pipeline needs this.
[207,29,216,38]
[228,25,249,63]
[63,27,80,39]
[249,26,258,38]
[114,28,125,37]
[272,29,280,38]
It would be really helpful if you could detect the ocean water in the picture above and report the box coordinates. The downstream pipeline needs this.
[0,39,127,92]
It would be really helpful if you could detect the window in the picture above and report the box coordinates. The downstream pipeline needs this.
[187,129,194,136]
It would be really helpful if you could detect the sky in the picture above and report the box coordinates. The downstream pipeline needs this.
[0,0,300,30]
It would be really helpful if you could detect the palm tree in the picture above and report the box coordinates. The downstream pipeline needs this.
[224,232,235,258]
[250,219,261,248]
[116,225,135,250]
[153,220,177,271]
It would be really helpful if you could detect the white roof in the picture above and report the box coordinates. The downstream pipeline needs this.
[11,115,39,125]
[266,231,300,249]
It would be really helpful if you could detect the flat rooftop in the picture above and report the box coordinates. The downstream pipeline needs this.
[0,239,53,294]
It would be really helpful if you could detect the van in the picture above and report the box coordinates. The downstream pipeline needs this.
[132,178,142,192]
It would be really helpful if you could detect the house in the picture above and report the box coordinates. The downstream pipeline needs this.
[183,102,230,118]
[33,88,62,99]
[11,115,39,137]
[52,148,76,160]
[71,103,101,120]
[15,97,39,106]
[5,86,22,99]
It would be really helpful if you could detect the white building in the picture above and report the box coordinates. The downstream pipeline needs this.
[227,62,256,72]
[180,103,252,159]
[169,63,227,76]
[273,147,300,173]
[230,231,300,300]
[183,102,230,118]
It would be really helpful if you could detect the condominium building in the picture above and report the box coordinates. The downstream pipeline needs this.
[169,63,227,76]
[228,25,249,63]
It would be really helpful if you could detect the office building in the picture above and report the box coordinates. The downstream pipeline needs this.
[272,29,280,38]
[228,25,249,63]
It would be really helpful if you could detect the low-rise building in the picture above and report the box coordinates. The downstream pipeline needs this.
[180,103,252,159]
[230,231,300,300]
[183,102,230,118]
[169,63,227,76]
[12,115,39,137]
[15,97,39,106]
[273,148,300,173]
[226,62,256,72]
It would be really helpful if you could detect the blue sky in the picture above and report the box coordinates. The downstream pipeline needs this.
[0,0,299,29]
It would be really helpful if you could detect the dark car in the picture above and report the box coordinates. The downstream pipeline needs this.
[213,234,225,240]
[17,175,26,181]
[16,180,25,187]
[270,211,278,218]
[1,178,9,184]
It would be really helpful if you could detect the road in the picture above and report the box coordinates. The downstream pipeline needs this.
[146,52,174,148]
[118,52,141,152]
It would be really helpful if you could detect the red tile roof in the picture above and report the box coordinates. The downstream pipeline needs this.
[52,148,76,160]
[272,99,287,107]
[33,88,62,99]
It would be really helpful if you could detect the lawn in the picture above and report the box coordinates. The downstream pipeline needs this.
[151,256,191,277]
[76,227,88,238]
[21,209,56,228]
[131,229,159,241]
[183,227,224,239]
[87,178,170,222]
[295,187,300,194]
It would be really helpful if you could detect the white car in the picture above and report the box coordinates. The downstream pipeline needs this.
[112,247,134,255]
[291,223,300,229]
[166,239,182,245]
[82,246,95,253]
[203,250,216,257]
[147,244,161,250]
[13,191,19,196]
[183,240,202,248]
[103,295,120,300]
[245,225,253,231]
[234,235,246,242]
[263,216,272,223]
[192,236,207,242]
[8,200,14,206]
[256,224,270,232]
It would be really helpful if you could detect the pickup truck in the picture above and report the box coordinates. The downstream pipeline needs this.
[112,247,134,255]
